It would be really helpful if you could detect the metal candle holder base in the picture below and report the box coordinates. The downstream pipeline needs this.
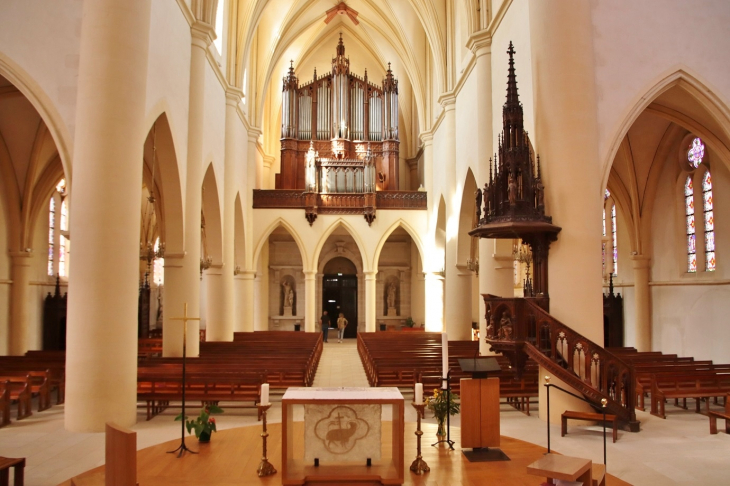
[410,402,430,475]
[257,403,277,477]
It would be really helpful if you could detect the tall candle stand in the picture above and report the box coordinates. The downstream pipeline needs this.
[410,402,430,475]
[256,404,277,477]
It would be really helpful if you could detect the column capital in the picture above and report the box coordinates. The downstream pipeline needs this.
[438,91,457,109]
[631,254,652,269]
[466,30,492,56]
[191,21,216,49]
[248,127,263,143]
[419,130,434,146]
[225,87,244,106]
[8,250,33,260]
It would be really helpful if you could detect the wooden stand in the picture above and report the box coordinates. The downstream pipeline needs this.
[460,378,500,449]
[527,454,592,485]
[257,404,277,477]
[409,403,429,475]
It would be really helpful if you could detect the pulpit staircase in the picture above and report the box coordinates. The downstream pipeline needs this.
[485,296,640,432]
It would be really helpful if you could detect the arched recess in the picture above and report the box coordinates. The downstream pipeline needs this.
[312,219,369,273]
[141,113,184,255]
[252,217,309,272]
[456,168,478,265]
[254,220,307,331]
[201,163,223,264]
[372,219,427,273]
[602,69,730,191]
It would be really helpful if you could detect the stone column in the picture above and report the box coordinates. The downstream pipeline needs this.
[304,270,316,332]
[8,252,32,355]
[204,265,224,339]
[163,20,215,357]
[439,96,472,340]
[529,0,603,343]
[420,132,434,214]
[424,272,445,332]
[207,88,242,341]
[65,0,151,432]
[632,255,652,351]
[364,271,377,332]
[530,0,603,422]
[236,270,255,332]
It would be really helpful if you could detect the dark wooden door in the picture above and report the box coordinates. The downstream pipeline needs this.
[322,274,358,339]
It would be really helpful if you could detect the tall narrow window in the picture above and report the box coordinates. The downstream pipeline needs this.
[685,176,696,272]
[611,205,618,275]
[703,171,715,271]
[602,189,617,278]
[48,198,55,276]
[153,237,165,286]
[48,178,69,277]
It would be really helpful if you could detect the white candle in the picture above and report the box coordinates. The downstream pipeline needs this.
[261,383,269,406]
[415,382,423,404]
[441,332,449,384]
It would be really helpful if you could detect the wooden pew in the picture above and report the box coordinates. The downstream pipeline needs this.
[709,396,730,434]
[0,456,25,486]
[651,372,730,418]
[0,375,31,421]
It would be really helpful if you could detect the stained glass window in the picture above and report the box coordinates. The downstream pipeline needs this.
[703,171,715,271]
[685,176,696,272]
[687,138,705,168]
[611,205,617,275]
[48,198,55,276]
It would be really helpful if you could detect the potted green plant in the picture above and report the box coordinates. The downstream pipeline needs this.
[426,388,460,437]
[404,317,415,328]
[175,404,224,442]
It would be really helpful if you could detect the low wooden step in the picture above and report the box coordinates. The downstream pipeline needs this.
[561,410,618,443]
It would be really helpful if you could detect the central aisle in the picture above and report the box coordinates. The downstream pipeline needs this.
[311,339,370,388]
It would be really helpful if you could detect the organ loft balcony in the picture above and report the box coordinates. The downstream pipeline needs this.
[253,35,426,226]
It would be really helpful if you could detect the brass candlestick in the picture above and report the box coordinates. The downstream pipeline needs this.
[257,403,277,477]
[410,402,430,475]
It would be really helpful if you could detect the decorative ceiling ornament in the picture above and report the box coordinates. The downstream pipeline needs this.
[325,2,359,25]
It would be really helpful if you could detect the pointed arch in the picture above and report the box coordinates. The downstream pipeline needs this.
[252,217,309,271]
[0,52,73,184]
[372,219,427,273]
[602,68,730,191]
[142,112,184,255]
[202,163,223,263]
[234,192,245,266]
[311,218,369,273]
[456,168,478,265]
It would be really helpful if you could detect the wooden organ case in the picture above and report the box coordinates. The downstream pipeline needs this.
[277,35,399,192]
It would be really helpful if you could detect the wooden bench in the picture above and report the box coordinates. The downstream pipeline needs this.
[651,372,730,418]
[561,410,618,443]
[0,456,25,486]
[0,376,32,421]
[709,397,730,435]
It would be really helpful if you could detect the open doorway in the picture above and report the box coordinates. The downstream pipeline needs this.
[322,257,358,339]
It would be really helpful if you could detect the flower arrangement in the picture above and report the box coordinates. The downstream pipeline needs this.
[426,388,460,436]
[175,404,224,442]
[405,317,415,328]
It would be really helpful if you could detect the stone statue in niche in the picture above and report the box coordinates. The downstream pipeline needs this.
[386,281,398,317]
[305,141,318,192]
[282,280,295,317]
[499,311,513,340]
[483,182,490,216]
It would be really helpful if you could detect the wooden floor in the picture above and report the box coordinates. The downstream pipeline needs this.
[62,422,631,486]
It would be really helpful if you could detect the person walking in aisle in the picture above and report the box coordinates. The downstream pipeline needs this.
[320,310,331,343]
[336,313,348,343]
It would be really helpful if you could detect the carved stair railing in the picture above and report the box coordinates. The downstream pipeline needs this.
[484,295,639,431]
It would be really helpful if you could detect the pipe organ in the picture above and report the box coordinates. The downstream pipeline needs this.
[278,35,399,191]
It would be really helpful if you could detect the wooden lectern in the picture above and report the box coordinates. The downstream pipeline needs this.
[459,358,501,449]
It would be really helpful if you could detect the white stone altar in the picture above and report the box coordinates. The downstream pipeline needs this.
[281,387,405,483]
